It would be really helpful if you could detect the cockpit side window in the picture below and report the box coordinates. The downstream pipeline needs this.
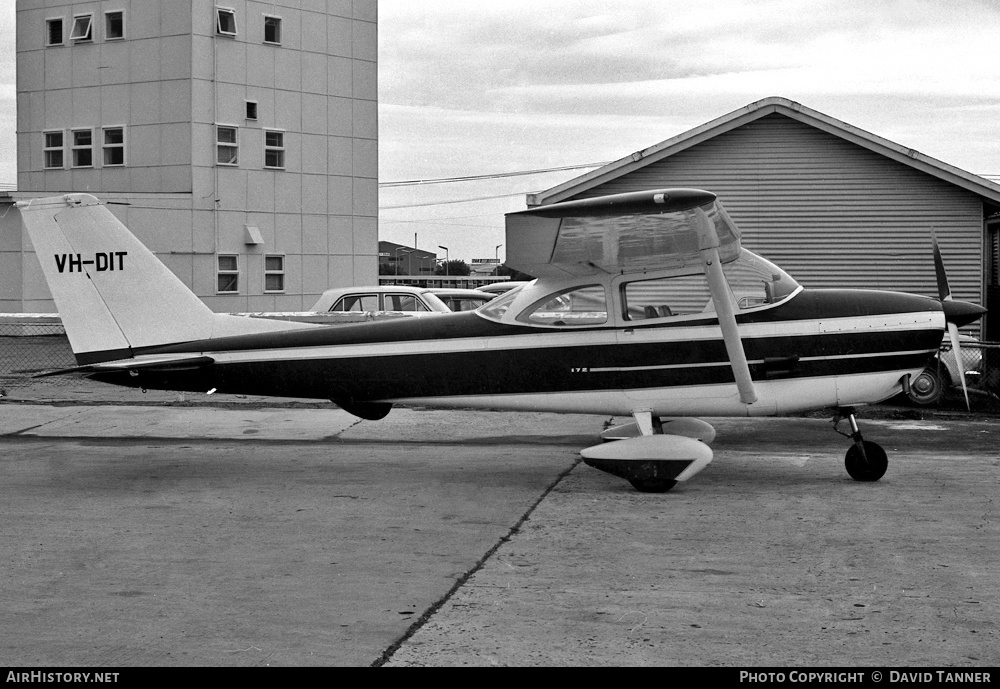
[621,274,714,321]
[620,250,800,320]
[516,285,607,327]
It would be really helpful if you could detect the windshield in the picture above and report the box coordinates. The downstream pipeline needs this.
[722,250,799,309]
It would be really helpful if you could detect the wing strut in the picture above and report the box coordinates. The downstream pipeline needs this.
[695,208,758,405]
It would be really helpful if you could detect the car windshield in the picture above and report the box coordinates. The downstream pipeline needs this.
[476,284,526,321]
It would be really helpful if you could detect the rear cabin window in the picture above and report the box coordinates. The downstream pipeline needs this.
[517,285,607,327]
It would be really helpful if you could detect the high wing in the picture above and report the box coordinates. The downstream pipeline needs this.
[505,188,756,404]
[504,189,741,278]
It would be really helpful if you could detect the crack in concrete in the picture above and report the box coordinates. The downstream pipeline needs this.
[371,455,583,667]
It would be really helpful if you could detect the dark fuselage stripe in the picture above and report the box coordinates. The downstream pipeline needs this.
[103,331,938,402]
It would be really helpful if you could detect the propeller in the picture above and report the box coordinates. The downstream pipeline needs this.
[931,231,987,410]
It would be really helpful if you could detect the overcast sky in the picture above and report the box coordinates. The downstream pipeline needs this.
[3,1,1000,262]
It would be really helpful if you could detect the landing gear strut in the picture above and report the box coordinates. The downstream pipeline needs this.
[834,409,888,482]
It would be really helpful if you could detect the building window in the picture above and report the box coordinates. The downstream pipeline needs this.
[245,101,258,120]
[216,126,238,165]
[103,127,125,166]
[70,14,94,42]
[71,129,94,168]
[216,7,237,36]
[263,15,281,44]
[264,255,285,292]
[217,255,239,293]
[46,18,64,46]
[105,10,125,40]
[43,131,64,169]
[264,130,285,169]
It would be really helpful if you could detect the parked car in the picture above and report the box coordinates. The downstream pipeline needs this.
[477,281,531,295]
[429,288,496,312]
[906,335,983,405]
[310,286,451,314]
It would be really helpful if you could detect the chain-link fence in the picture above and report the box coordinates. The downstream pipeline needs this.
[930,340,1000,414]
[3,317,1000,412]
[0,320,75,394]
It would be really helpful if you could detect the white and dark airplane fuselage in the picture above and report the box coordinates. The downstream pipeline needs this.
[88,283,944,420]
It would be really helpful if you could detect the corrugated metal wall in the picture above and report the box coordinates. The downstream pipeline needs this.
[570,114,984,310]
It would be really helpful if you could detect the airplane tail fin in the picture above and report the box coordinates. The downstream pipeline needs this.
[17,194,310,364]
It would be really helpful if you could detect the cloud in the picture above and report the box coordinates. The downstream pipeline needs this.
[375,0,1000,258]
[380,0,1000,115]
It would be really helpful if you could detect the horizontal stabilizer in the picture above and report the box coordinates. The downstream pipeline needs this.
[34,354,215,377]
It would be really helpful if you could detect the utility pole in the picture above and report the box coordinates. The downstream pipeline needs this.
[439,246,449,276]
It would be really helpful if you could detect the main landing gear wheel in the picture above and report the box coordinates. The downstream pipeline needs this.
[628,478,677,493]
[835,409,888,483]
[844,441,888,482]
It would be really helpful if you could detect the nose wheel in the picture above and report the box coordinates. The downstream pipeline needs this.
[834,409,888,482]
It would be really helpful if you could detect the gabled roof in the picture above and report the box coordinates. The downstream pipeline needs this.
[528,96,1000,207]
[378,240,436,260]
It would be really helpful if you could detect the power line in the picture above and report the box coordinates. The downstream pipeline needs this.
[380,191,533,210]
[379,162,610,187]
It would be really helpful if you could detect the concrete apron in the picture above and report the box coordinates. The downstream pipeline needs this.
[2,405,997,666]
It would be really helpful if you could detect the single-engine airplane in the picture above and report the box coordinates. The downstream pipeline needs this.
[17,190,985,492]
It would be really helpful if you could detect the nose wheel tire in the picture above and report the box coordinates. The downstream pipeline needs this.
[845,441,888,482]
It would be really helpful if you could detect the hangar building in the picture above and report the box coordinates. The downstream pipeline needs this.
[3,0,378,314]
[530,97,1000,340]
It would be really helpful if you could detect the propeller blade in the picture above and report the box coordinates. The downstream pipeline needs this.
[931,230,952,302]
[946,322,971,411]
[931,230,985,411]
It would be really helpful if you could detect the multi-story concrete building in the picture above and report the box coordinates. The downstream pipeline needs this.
[4,0,378,313]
